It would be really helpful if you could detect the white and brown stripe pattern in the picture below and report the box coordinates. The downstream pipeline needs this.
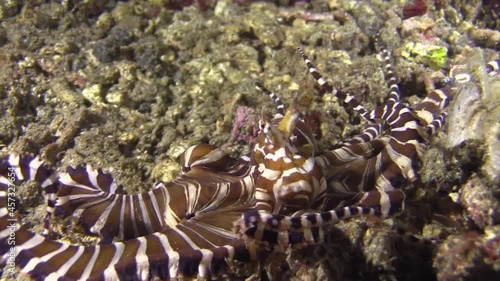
[2,46,499,280]
[236,50,500,248]
[55,144,257,242]
[0,147,258,279]
[251,91,327,214]
[375,35,402,104]
[0,217,251,280]
[3,153,59,236]
[486,59,500,76]
[236,205,382,251]
[297,48,377,125]
[255,82,286,118]
[298,49,499,218]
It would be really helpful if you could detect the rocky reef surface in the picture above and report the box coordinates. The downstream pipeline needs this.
[0,0,498,280]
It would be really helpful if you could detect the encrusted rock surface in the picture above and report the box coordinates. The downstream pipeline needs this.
[0,0,498,280]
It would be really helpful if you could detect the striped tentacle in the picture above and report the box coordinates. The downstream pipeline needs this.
[414,57,500,136]
[315,135,410,217]
[414,88,449,136]
[298,45,445,217]
[449,58,500,83]
[56,144,257,242]
[414,89,449,116]
[337,42,401,147]
[411,61,454,138]
[312,120,415,218]
[451,57,500,81]
[0,150,258,279]
[251,85,327,214]
[55,166,166,241]
[235,82,333,255]
[370,39,447,147]
[255,82,286,118]
[418,57,500,137]
[0,214,251,280]
[255,82,317,157]
[341,123,386,146]
[180,143,251,174]
[235,205,382,251]
[375,37,402,104]
[486,59,500,76]
[2,153,59,236]
[297,46,392,169]
[297,47,377,124]
[370,40,434,146]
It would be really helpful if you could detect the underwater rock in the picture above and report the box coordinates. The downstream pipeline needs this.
[0,0,21,20]
[459,175,500,228]
[445,51,500,181]
[434,230,500,281]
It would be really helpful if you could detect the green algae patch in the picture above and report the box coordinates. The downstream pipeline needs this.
[402,42,448,69]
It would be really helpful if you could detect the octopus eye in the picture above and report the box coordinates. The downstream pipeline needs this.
[259,120,265,130]
[185,212,196,220]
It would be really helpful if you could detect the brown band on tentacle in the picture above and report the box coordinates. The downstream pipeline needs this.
[2,153,59,236]
[376,35,402,104]
[236,205,382,250]
[1,46,498,280]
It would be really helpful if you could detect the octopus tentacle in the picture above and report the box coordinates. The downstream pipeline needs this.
[2,153,59,236]
[1,43,498,280]
[238,47,499,250]
[0,152,257,279]
[255,82,286,119]
[297,47,377,124]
